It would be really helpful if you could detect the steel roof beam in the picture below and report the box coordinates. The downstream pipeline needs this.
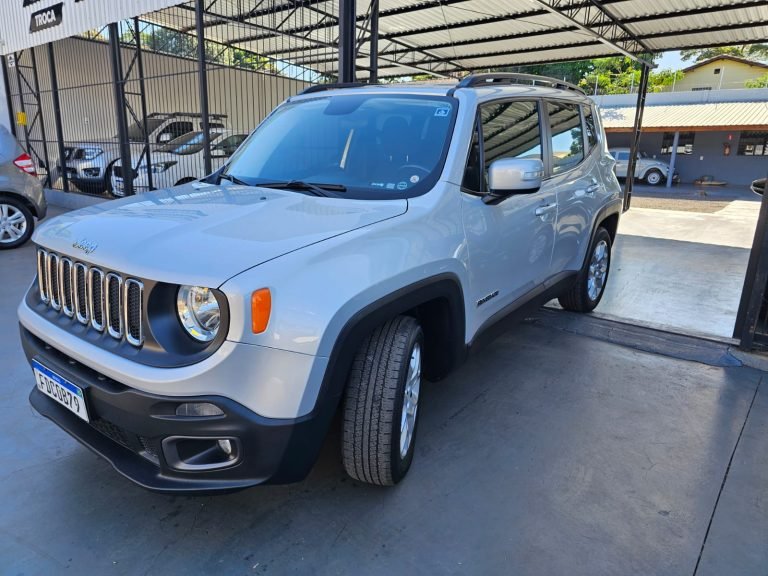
[529,0,653,66]
[337,21,767,71]
[370,1,768,57]
[262,0,751,59]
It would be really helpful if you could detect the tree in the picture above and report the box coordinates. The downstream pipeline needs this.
[745,73,768,88]
[680,44,768,63]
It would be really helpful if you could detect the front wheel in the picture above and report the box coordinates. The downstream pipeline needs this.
[0,196,34,249]
[558,227,612,313]
[644,169,664,186]
[342,316,423,486]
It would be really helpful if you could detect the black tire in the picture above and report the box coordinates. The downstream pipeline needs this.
[558,227,612,313]
[644,169,664,186]
[342,316,424,486]
[0,196,34,250]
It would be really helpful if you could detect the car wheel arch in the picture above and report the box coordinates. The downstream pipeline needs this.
[0,191,39,218]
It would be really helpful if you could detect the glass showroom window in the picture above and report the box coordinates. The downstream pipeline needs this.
[661,132,695,155]
[738,132,768,156]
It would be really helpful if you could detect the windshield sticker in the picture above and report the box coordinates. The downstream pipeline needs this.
[434,107,450,118]
[410,175,420,184]
[397,181,408,190]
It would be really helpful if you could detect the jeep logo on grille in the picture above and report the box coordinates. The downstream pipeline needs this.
[72,238,97,255]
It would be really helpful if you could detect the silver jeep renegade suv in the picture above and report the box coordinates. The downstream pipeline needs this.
[19,74,623,492]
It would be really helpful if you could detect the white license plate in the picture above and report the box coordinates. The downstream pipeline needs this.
[32,359,90,422]
[114,178,124,192]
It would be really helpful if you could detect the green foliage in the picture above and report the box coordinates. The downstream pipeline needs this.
[118,25,277,74]
[745,72,768,88]
[502,55,680,95]
[680,45,768,63]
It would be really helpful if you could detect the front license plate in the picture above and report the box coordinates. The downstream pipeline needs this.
[32,359,90,422]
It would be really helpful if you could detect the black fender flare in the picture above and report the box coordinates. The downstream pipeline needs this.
[271,273,466,482]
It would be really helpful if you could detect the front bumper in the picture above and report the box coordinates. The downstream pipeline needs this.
[21,327,329,493]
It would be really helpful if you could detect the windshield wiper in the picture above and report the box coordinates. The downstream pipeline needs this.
[218,173,250,186]
[256,180,347,197]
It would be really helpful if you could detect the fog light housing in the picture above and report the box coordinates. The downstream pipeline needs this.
[175,402,224,417]
[162,436,240,471]
[83,167,100,177]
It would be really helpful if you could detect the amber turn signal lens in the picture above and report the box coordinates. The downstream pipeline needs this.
[251,288,271,334]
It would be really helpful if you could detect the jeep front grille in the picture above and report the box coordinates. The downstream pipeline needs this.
[36,248,145,347]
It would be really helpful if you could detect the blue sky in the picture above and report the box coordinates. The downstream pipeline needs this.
[658,51,685,70]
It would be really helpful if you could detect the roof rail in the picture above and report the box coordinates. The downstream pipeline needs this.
[455,73,586,95]
[299,82,369,95]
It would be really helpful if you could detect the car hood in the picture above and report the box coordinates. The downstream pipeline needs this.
[33,183,408,287]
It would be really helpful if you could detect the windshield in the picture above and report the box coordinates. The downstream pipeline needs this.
[223,94,457,199]
[125,118,166,142]
[159,131,222,155]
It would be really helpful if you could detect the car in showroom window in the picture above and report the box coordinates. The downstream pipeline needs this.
[221,94,457,199]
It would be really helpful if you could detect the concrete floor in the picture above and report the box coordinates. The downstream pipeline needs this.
[593,189,760,339]
[2,234,768,575]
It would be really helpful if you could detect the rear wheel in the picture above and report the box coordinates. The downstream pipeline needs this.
[0,197,34,249]
[342,316,423,486]
[645,169,663,186]
[558,227,612,313]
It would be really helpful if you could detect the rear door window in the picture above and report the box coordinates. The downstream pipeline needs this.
[546,101,584,175]
[583,105,598,151]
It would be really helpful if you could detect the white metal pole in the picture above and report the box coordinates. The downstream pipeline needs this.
[666,130,680,188]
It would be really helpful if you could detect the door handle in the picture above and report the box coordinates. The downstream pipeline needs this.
[535,203,557,216]
[586,183,600,195]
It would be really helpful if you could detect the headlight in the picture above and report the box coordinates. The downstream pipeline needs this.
[81,147,103,160]
[177,285,220,342]
[141,161,177,174]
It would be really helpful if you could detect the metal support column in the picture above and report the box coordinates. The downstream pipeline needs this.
[338,0,357,83]
[734,170,768,348]
[47,43,69,192]
[12,53,31,155]
[28,48,51,187]
[624,63,650,212]
[369,0,379,84]
[109,22,134,196]
[666,130,679,189]
[132,17,153,189]
[195,0,212,175]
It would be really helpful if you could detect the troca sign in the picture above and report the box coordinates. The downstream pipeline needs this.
[0,0,180,55]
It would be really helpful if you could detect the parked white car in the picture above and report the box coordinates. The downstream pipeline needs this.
[610,147,679,186]
[111,131,248,195]
[62,112,229,195]
[20,74,623,493]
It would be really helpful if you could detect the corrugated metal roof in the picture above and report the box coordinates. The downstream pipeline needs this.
[136,0,768,79]
[600,101,768,130]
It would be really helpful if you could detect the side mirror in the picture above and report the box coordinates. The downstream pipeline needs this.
[485,158,544,203]
[158,133,173,143]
